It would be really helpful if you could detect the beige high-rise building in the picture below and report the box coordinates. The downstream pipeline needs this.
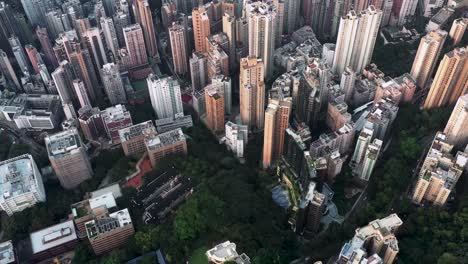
[246,0,277,80]
[412,132,467,205]
[123,24,148,67]
[424,47,467,109]
[133,0,159,60]
[45,128,93,189]
[240,56,265,131]
[449,18,467,46]
[444,94,468,149]
[332,6,382,76]
[205,86,225,134]
[192,6,211,53]
[169,23,189,76]
[262,97,292,169]
[222,13,236,69]
[410,29,447,89]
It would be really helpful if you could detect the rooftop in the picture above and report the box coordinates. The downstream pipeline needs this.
[0,154,41,202]
[119,120,156,143]
[101,104,131,122]
[30,220,77,254]
[45,128,81,156]
[0,241,15,264]
[145,128,185,150]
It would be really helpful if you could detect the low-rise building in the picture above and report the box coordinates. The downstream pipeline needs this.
[119,120,156,156]
[206,241,250,264]
[135,169,194,224]
[30,220,78,262]
[145,128,188,167]
[155,113,193,133]
[0,240,16,264]
[0,94,63,130]
[426,7,455,32]
[0,154,46,216]
[85,208,135,255]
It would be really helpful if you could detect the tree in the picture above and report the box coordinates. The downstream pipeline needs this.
[72,243,93,264]
[437,253,458,264]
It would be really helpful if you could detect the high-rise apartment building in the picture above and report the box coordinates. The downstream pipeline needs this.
[100,17,119,58]
[412,132,467,205]
[101,63,127,106]
[25,45,41,74]
[332,6,382,76]
[192,6,211,53]
[85,208,135,255]
[223,121,248,158]
[449,18,467,46]
[123,24,148,67]
[133,0,159,60]
[20,0,48,27]
[9,36,31,73]
[392,0,418,26]
[78,106,106,142]
[443,94,468,149]
[147,74,183,119]
[211,75,232,115]
[357,138,383,181]
[145,128,188,167]
[52,60,76,106]
[0,49,20,89]
[83,27,108,71]
[205,85,225,134]
[424,47,467,109]
[295,182,325,237]
[0,154,46,216]
[101,104,133,144]
[169,23,189,76]
[410,29,447,89]
[247,0,277,79]
[338,214,403,264]
[119,120,156,156]
[351,127,374,166]
[45,128,93,189]
[68,49,99,101]
[222,13,237,69]
[240,56,265,131]
[113,10,131,47]
[189,52,208,92]
[72,80,91,109]
[262,98,292,169]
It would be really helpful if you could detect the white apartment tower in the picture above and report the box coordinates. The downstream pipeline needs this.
[332,6,382,76]
[147,74,183,119]
[101,63,127,106]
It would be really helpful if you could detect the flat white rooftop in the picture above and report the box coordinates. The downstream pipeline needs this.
[0,240,15,264]
[30,220,77,254]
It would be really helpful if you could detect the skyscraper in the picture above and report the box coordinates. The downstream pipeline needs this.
[45,128,93,189]
[169,23,189,76]
[72,79,91,109]
[0,49,20,89]
[192,6,211,53]
[205,85,225,134]
[83,27,108,71]
[449,18,467,46]
[332,6,382,76]
[100,17,119,58]
[52,61,76,106]
[113,10,131,47]
[262,97,292,169]
[123,24,148,67]
[101,63,127,106]
[36,27,59,68]
[189,52,208,92]
[443,94,468,149]
[9,36,31,73]
[392,0,418,26]
[25,45,41,74]
[283,0,300,33]
[295,182,325,236]
[222,13,237,70]
[240,56,265,131]
[133,0,159,61]
[20,0,48,27]
[357,138,382,181]
[351,127,374,166]
[423,47,467,109]
[147,74,183,119]
[410,30,447,89]
[247,0,277,79]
